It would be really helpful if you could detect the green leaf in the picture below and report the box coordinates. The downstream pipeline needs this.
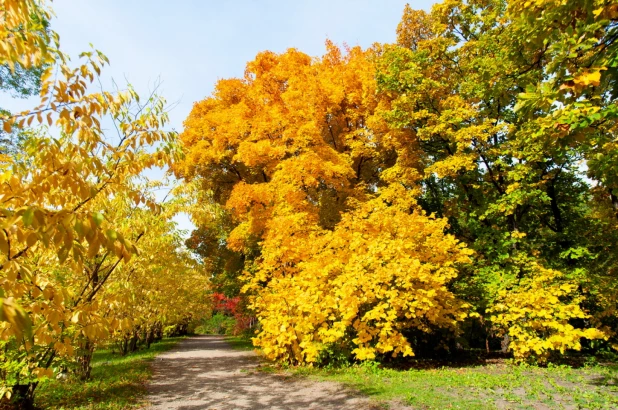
[22,208,34,227]
[57,247,69,264]
[74,220,84,237]
[91,212,104,227]
[105,229,118,242]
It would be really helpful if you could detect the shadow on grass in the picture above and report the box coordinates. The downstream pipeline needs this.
[35,337,184,410]
[588,364,618,390]
[224,335,255,351]
[291,353,618,410]
[363,350,617,371]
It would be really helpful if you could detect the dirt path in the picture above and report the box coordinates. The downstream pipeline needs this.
[145,335,380,409]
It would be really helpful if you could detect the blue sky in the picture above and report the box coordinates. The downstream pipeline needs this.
[48,1,435,234]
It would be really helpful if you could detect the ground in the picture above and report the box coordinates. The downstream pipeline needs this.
[145,335,382,409]
[292,355,618,409]
[35,336,618,409]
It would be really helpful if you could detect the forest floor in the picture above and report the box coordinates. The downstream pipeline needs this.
[36,337,185,409]
[289,354,618,409]
[145,335,384,409]
[35,335,618,409]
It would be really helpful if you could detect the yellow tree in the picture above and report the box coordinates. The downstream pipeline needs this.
[178,43,473,364]
[103,197,210,360]
[0,0,202,404]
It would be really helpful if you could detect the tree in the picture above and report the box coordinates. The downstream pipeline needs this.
[178,42,474,364]
[180,0,615,363]
[376,0,612,359]
[0,0,209,405]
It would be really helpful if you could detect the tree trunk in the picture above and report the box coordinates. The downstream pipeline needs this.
[153,321,163,341]
[611,191,618,221]
[500,333,510,353]
[9,382,37,409]
[128,331,139,353]
[77,339,95,380]
[120,337,129,356]
[146,328,154,349]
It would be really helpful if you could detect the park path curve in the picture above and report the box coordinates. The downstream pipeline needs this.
[145,335,380,410]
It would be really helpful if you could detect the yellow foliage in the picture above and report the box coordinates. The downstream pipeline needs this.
[248,185,472,364]
[489,263,605,361]
[179,43,473,364]
[0,0,209,392]
[0,0,57,71]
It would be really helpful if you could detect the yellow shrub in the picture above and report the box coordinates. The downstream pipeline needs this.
[490,263,606,361]
[248,186,473,364]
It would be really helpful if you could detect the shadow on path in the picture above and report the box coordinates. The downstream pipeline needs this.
[146,335,378,410]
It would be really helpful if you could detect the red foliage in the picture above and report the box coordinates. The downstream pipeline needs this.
[212,292,240,315]
[211,292,255,334]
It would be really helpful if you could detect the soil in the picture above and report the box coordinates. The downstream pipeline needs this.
[145,335,381,409]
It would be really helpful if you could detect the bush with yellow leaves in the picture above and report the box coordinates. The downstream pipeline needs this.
[490,262,606,362]
[247,186,473,364]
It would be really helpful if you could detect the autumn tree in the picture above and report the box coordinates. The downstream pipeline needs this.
[178,43,474,364]
[0,0,209,405]
[376,0,614,359]
[179,0,618,364]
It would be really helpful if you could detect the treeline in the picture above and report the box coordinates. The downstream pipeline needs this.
[178,0,618,365]
[0,1,209,408]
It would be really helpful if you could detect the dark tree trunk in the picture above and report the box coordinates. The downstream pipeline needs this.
[611,191,618,221]
[146,328,154,349]
[153,321,163,341]
[548,182,563,232]
[77,339,95,380]
[9,383,37,409]
[120,337,129,356]
[128,331,139,353]
[500,333,510,353]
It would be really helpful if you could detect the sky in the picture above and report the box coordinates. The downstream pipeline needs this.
[40,0,436,234]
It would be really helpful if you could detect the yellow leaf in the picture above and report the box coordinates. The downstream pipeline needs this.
[2,120,12,133]
[0,297,33,342]
[573,70,602,87]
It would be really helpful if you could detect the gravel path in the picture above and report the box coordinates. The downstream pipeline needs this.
[145,335,380,410]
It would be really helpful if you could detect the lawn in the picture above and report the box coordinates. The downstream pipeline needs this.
[224,335,255,351]
[35,337,184,409]
[292,358,618,409]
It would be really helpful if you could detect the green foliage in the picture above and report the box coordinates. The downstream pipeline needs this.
[372,0,618,360]
[194,313,237,336]
[0,64,44,99]
[224,335,255,351]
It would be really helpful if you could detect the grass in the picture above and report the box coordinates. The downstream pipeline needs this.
[290,359,618,409]
[224,335,255,351]
[35,333,618,409]
[35,337,184,409]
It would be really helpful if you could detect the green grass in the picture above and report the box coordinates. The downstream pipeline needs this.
[35,337,184,409]
[224,335,255,351]
[291,360,618,409]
